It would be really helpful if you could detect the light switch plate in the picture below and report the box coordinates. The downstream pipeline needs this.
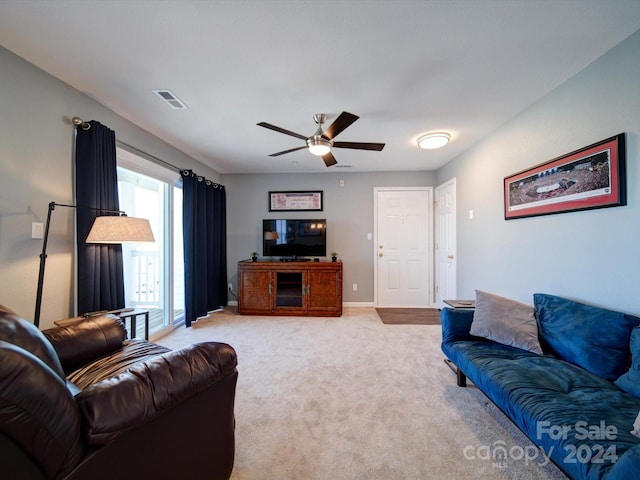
[31,222,44,239]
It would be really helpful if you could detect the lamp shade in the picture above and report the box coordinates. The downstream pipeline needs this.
[86,216,155,244]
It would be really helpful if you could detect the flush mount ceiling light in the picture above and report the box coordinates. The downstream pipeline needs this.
[417,132,450,150]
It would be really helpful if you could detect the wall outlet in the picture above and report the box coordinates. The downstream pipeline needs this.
[352,283,358,291]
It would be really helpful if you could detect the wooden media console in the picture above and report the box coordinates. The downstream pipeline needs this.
[237,260,342,316]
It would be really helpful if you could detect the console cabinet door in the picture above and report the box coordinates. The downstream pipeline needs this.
[272,270,305,314]
[238,269,272,314]
[306,267,342,316]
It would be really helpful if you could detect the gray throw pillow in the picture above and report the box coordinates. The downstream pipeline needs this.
[632,410,640,439]
[470,290,543,355]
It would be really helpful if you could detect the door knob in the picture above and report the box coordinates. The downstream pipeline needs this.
[447,255,454,259]
[378,252,384,257]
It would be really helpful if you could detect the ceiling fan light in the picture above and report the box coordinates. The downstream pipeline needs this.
[307,136,332,156]
[417,132,450,150]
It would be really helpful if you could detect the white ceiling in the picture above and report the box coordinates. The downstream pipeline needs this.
[1,0,640,174]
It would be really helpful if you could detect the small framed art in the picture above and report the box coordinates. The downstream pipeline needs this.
[268,191,323,212]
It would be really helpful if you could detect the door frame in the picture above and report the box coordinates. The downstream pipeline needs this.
[117,146,183,340]
[373,186,434,307]
[435,178,457,308]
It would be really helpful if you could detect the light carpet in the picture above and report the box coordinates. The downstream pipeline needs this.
[159,307,568,480]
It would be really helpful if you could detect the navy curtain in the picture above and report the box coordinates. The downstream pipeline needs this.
[75,120,125,314]
[182,170,227,327]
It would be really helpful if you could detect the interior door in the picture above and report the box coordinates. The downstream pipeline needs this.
[435,179,457,307]
[375,187,432,307]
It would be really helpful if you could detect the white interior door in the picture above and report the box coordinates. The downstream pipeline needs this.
[375,187,432,307]
[435,178,457,308]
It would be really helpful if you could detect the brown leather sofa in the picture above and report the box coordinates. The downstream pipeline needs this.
[0,304,238,480]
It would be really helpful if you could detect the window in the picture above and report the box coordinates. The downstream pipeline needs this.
[117,148,184,339]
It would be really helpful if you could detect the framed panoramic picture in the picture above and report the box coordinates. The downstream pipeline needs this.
[268,190,323,212]
[504,133,626,220]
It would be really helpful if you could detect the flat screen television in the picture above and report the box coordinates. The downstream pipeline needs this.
[262,219,327,258]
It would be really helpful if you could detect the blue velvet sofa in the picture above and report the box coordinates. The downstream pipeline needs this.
[441,292,640,479]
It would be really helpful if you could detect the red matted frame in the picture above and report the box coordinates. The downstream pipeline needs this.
[504,134,626,220]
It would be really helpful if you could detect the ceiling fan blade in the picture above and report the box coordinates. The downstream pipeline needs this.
[322,111,359,140]
[257,122,308,140]
[268,145,308,157]
[333,141,385,151]
[322,151,338,167]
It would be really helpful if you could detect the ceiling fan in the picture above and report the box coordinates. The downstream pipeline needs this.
[257,111,385,167]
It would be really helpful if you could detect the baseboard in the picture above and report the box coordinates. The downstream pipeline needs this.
[226,301,372,308]
[226,302,439,309]
[343,302,374,308]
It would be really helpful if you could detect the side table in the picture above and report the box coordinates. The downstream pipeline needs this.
[118,308,150,340]
[443,299,475,309]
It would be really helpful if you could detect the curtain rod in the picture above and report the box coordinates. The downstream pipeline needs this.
[116,140,181,173]
[117,142,224,188]
[72,117,224,185]
[72,116,181,172]
[72,116,91,130]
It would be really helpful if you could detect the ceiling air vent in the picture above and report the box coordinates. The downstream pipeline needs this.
[153,89,188,110]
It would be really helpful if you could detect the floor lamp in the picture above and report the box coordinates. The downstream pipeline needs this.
[34,201,155,327]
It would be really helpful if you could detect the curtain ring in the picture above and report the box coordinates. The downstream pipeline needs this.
[179,169,224,189]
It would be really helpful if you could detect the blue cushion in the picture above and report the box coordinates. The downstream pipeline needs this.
[442,338,640,480]
[534,293,640,380]
[615,327,640,398]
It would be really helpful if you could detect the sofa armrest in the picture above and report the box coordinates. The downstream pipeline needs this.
[0,341,84,479]
[603,442,640,479]
[75,341,237,445]
[43,315,127,374]
[440,307,475,344]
